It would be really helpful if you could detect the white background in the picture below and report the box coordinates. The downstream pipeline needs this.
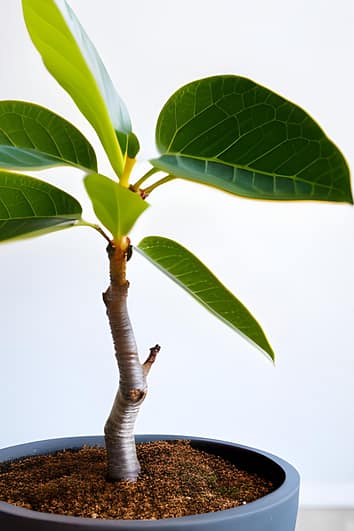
[0,0,354,507]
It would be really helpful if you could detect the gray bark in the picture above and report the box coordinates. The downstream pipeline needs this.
[103,242,159,481]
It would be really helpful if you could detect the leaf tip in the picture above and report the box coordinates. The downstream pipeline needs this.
[261,341,275,364]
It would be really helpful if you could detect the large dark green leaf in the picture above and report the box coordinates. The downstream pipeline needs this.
[22,0,138,178]
[152,76,352,203]
[0,101,97,172]
[0,171,82,241]
[137,236,274,360]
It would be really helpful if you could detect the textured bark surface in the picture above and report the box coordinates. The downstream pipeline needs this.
[103,240,158,481]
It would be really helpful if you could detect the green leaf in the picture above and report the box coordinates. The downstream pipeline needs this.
[0,101,97,172]
[152,75,352,203]
[137,236,274,360]
[84,174,149,239]
[127,132,140,160]
[0,171,82,241]
[22,0,137,178]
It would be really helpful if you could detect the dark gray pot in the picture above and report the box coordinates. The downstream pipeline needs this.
[0,435,300,530]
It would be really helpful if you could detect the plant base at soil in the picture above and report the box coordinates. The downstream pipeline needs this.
[0,440,275,520]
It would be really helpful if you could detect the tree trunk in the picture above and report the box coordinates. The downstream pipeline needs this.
[103,239,158,481]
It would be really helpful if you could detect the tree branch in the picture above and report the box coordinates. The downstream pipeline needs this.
[143,344,161,376]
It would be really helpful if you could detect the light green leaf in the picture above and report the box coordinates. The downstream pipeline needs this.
[84,174,149,239]
[137,236,274,360]
[22,0,137,178]
[0,171,82,241]
[0,101,97,172]
[152,75,352,203]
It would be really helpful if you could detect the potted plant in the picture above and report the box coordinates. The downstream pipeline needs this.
[0,0,352,529]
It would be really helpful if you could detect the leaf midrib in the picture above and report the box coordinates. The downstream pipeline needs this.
[26,2,124,177]
[158,153,343,194]
[0,101,97,170]
[0,214,79,221]
[31,4,121,137]
[0,144,88,171]
[136,241,273,358]
[163,93,278,153]
[0,182,80,219]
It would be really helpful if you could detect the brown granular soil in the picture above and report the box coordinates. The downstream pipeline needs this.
[0,440,275,520]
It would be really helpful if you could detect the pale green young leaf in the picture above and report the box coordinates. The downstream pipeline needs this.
[137,236,274,360]
[152,75,352,203]
[0,101,97,172]
[84,174,149,239]
[0,171,82,241]
[22,0,137,177]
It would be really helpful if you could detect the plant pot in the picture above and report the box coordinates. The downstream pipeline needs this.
[0,435,300,530]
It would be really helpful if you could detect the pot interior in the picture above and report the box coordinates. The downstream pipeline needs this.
[189,439,285,490]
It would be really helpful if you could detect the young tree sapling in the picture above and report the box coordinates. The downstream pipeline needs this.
[0,0,352,482]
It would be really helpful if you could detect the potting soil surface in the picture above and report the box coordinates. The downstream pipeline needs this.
[0,440,275,520]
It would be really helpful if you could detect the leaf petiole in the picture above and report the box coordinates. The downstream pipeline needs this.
[120,157,136,188]
[142,175,175,196]
[131,167,161,190]
[77,220,112,243]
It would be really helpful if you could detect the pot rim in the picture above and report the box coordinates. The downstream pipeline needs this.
[0,434,300,528]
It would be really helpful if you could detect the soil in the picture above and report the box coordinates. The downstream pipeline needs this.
[0,440,275,520]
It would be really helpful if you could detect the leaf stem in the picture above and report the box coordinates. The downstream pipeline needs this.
[77,220,112,243]
[131,167,160,190]
[120,157,136,188]
[142,175,175,196]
